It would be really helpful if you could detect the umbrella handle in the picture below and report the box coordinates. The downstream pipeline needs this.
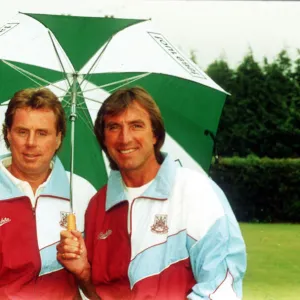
[67,213,77,231]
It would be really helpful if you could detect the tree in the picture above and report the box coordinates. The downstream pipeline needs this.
[205,49,300,158]
[262,50,300,157]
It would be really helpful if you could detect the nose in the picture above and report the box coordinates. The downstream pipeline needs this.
[26,131,37,147]
[118,126,132,144]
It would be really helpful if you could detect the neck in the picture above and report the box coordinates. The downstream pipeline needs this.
[7,165,51,194]
[121,162,160,188]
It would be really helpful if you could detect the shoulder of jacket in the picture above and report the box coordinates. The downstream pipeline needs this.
[176,167,210,184]
[175,167,225,202]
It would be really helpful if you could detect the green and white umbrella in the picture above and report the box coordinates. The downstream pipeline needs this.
[0,12,227,197]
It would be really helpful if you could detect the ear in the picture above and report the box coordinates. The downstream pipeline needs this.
[152,133,157,146]
[56,132,62,150]
[7,128,12,144]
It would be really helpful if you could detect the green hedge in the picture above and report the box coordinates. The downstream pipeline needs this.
[210,156,300,223]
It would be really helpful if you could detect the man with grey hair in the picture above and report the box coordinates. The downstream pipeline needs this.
[0,87,82,299]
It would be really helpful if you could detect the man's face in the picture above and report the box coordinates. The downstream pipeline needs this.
[103,101,157,174]
[7,107,61,179]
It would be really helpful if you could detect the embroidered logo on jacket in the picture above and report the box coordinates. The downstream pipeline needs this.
[98,229,112,240]
[59,212,69,228]
[151,214,168,234]
[0,217,11,227]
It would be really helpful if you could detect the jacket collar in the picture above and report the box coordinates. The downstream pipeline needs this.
[0,153,70,201]
[106,153,177,211]
[42,156,70,199]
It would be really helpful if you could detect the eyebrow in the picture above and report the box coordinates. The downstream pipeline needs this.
[128,119,146,125]
[13,126,50,131]
[105,119,146,126]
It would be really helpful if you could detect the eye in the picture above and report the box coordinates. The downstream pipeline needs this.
[38,130,48,136]
[131,123,144,130]
[106,124,120,131]
[17,129,27,136]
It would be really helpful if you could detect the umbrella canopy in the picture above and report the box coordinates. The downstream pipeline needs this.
[0,12,227,193]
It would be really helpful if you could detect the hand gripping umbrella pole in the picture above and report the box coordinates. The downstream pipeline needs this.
[67,75,78,231]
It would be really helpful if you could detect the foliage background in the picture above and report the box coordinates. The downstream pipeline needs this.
[210,156,300,222]
[206,49,300,159]
[198,49,300,223]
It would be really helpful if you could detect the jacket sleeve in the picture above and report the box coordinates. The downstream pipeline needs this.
[186,176,247,300]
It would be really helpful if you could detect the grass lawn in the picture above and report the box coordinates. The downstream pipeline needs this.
[240,223,300,300]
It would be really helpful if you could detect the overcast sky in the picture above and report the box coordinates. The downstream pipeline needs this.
[1,0,299,70]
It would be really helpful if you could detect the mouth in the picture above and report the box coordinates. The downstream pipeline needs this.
[23,153,40,158]
[118,148,137,154]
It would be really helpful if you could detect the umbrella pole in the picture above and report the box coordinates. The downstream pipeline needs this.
[67,74,78,231]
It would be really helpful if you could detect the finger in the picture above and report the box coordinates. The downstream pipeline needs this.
[61,230,81,246]
[60,230,73,239]
[69,230,83,241]
[70,231,87,253]
[58,250,81,260]
[57,251,80,260]
[64,236,80,247]
[63,244,83,256]
[57,236,81,253]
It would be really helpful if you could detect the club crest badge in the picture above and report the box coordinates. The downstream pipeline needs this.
[151,214,168,234]
[59,212,69,229]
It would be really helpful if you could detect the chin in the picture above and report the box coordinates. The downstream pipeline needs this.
[118,163,137,171]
